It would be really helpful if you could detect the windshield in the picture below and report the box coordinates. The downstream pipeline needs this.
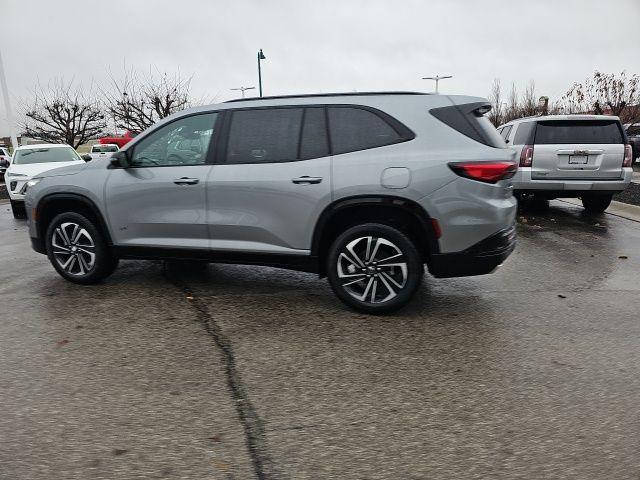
[92,144,118,153]
[13,147,82,165]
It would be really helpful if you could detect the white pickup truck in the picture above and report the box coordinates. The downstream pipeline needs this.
[87,143,119,161]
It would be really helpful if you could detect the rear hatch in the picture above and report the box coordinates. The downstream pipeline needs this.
[531,119,625,180]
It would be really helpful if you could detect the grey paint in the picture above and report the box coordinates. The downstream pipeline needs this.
[26,93,516,259]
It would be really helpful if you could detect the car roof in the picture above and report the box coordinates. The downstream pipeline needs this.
[224,91,431,104]
[185,91,435,114]
[15,143,73,151]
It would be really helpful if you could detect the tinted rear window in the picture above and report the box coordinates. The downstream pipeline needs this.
[226,108,303,164]
[430,104,505,148]
[299,107,329,160]
[535,120,624,144]
[92,144,118,152]
[328,107,402,155]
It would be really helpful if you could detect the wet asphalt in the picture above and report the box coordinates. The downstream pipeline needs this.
[1,200,639,480]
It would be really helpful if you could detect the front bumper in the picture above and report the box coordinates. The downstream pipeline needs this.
[5,177,28,201]
[428,225,516,278]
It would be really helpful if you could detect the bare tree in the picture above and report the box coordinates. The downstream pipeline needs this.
[487,78,503,127]
[103,68,194,133]
[504,82,520,123]
[520,80,538,117]
[561,71,640,122]
[22,79,106,148]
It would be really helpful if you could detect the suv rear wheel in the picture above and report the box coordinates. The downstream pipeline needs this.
[582,194,613,214]
[45,212,119,284]
[327,223,423,314]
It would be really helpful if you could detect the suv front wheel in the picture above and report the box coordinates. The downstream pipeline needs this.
[45,212,119,284]
[327,223,423,314]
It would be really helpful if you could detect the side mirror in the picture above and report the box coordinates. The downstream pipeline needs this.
[110,150,131,168]
[81,154,92,162]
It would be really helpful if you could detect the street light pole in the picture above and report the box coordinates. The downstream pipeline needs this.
[421,74,453,94]
[231,86,256,98]
[0,48,18,150]
[257,49,266,97]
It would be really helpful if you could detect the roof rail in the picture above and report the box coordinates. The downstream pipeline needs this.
[225,91,430,103]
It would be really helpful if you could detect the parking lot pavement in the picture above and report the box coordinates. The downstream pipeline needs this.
[1,200,640,480]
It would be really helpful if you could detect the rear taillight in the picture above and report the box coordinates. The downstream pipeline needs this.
[520,144,534,167]
[623,144,633,167]
[448,161,517,184]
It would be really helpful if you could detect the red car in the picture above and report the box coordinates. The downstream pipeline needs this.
[98,131,136,148]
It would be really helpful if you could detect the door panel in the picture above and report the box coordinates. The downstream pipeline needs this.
[106,165,212,248]
[206,158,331,253]
[104,112,218,249]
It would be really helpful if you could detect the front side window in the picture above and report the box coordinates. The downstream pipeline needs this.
[130,113,217,167]
[328,107,402,155]
[226,108,303,164]
[13,147,82,165]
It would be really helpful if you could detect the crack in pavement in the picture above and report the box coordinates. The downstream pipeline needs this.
[164,267,279,480]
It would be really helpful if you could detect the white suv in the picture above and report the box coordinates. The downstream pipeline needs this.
[6,144,86,218]
[498,115,633,212]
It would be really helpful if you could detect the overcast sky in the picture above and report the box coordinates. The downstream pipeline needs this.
[1,0,639,136]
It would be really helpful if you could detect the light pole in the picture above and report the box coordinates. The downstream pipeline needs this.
[257,49,266,97]
[0,48,18,150]
[421,74,452,93]
[231,86,256,98]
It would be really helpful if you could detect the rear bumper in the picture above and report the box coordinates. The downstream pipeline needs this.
[428,225,516,278]
[512,167,632,193]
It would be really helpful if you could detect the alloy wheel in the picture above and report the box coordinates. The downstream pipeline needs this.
[336,236,408,304]
[51,222,96,276]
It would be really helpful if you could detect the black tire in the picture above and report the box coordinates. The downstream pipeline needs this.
[45,212,119,284]
[582,194,612,214]
[531,194,550,210]
[327,223,423,314]
[10,200,26,219]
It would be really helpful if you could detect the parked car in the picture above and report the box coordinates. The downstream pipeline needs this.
[24,92,517,313]
[5,144,87,219]
[98,131,136,148]
[498,115,633,213]
[625,123,640,162]
[87,143,119,161]
[0,146,10,178]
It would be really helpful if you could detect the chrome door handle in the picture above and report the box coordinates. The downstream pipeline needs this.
[292,176,322,184]
[174,177,199,185]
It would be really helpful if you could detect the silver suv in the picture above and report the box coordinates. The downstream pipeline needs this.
[24,92,517,313]
[498,115,633,212]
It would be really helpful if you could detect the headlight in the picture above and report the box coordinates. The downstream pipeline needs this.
[22,178,42,193]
